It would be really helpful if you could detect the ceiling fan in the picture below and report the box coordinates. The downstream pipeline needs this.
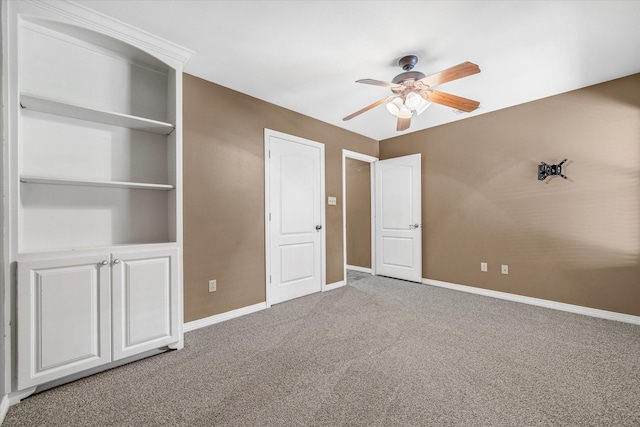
[343,55,481,131]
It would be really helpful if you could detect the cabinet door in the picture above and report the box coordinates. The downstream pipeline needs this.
[17,254,112,389]
[111,248,180,360]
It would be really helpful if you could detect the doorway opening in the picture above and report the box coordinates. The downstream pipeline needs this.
[342,150,377,285]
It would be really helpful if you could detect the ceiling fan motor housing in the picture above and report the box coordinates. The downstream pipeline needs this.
[398,55,419,71]
[393,55,426,86]
[392,71,426,86]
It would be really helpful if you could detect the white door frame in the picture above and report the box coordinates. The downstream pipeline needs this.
[264,129,326,308]
[342,150,378,283]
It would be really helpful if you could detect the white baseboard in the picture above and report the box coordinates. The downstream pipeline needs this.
[323,280,346,292]
[423,278,640,326]
[1,394,9,424]
[183,302,267,333]
[346,265,372,274]
[185,282,350,331]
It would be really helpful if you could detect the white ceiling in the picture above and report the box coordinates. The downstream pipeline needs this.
[74,0,640,141]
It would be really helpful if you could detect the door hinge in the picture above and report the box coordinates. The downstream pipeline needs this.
[269,275,272,283]
[269,150,271,158]
[269,212,271,221]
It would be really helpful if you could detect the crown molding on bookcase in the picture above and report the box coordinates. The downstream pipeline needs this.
[23,0,194,65]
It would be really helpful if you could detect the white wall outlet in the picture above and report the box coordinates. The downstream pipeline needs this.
[328,196,337,206]
[208,279,217,292]
[480,262,488,272]
[501,265,509,275]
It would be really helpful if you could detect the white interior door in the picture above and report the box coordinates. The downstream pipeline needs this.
[266,130,325,305]
[375,154,422,282]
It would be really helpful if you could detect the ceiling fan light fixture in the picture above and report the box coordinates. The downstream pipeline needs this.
[386,97,404,116]
[416,99,431,115]
[404,92,422,110]
[397,107,412,119]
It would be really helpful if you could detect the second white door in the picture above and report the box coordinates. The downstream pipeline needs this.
[266,130,324,305]
[375,154,422,282]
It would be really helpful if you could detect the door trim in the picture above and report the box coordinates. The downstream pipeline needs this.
[264,129,326,308]
[342,150,378,284]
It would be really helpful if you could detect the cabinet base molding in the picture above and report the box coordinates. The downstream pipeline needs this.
[167,340,184,351]
[7,387,37,406]
[1,394,10,423]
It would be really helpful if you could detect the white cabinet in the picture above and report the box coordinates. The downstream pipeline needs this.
[17,248,180,389]
[4,1,192,396]
[112,249,180,361]
[17,254,112,389]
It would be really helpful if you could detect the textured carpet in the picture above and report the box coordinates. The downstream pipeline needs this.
[4,273,640,426]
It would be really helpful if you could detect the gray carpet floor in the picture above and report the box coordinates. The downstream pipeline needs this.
[4,272,640,426]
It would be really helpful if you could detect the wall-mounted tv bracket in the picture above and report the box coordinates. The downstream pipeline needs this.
[538,159,569,181]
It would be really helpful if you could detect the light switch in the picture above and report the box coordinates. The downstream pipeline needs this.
[328,196,337,206]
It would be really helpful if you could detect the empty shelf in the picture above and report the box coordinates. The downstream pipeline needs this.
[20,175,175,190]
[20,93,175,135]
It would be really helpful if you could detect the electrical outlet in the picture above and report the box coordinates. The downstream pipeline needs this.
[208,279,217,292]
[480,262,488,272]
[501,265,509,275]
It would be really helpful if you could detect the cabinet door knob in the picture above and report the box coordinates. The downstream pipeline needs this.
[101,260,109,265]
[113,259,121,264]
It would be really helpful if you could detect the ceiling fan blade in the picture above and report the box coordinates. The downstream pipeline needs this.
[356,78,403,89]
[342,97,391,121]
[397,115,411,131]
[417,62,480,88]
[421,89,480,112]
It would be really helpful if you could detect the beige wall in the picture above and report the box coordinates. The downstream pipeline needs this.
[183,74,377,322]
[380,73,640,316]
[184,72,639,321]
[346,158,372,269]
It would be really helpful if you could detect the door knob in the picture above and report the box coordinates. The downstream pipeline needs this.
[100,260,109,265]
[113,259,121,264]
[316,225,322,231]
[410,224,420,229]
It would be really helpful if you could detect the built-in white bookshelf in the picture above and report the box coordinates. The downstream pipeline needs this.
[4,0,193,396]
[18,16,179,253]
